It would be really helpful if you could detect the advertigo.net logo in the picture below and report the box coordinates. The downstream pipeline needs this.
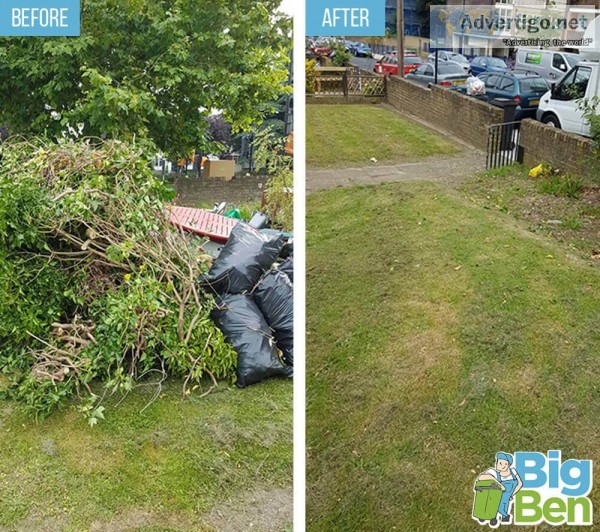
[431,4,600,50]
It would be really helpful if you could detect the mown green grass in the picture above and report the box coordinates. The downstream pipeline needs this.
[306,105,459,168]
[0,379,292,530]
[306,181,600,531]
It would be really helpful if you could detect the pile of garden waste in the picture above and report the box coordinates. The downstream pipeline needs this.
[0,138,292,424]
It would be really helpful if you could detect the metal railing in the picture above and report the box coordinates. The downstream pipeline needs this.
[486,121,523,170]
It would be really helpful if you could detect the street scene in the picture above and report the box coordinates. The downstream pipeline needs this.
[0,1,293,530]
[306,1,600,529]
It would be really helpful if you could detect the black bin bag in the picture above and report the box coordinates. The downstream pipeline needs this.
[211,293,290,387]
[201,223,285,294]
[278,255,293,284]
[254,270,293,367]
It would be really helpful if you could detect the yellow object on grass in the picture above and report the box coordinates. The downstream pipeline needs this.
[529,163,551,178]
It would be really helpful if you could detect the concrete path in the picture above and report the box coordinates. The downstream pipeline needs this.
[306,150,486,194]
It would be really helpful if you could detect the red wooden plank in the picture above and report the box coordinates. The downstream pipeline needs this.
[168,206,239,243]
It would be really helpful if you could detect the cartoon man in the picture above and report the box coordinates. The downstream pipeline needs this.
[477,452,523,525]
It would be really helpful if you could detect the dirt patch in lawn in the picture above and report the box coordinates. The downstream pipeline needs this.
[89,509,196,531]
[84,486,292,531]
[461,165,600,264]
[202,487,292,531]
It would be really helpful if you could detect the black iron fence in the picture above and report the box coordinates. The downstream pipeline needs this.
[486,121,523,170]
[307,71,386,98]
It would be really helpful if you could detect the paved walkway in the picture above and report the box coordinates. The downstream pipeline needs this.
[307,151,485,194]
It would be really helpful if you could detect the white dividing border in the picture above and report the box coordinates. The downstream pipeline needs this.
[292,0,306,530]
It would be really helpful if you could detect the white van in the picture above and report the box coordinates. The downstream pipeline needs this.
[536,60,600,135]
[515,49,580,82]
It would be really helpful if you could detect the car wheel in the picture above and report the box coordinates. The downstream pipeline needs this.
[542,114,561,128]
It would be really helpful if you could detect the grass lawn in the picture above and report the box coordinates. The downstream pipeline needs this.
[306,105,459,168]
[306,181,600,531]
[0,379,292,530]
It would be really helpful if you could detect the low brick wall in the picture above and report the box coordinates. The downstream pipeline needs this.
[306,95,386,105]
[173,175,267,207]
[519,119,597,176]
[387,76,504,150]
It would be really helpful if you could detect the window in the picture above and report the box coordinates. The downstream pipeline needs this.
[552,53,567,72]
[424,65,434,76]
[439,63,464,74]
[499,78,515,92]
[519,77,549,93]
[488,57,507,68]
[554,66,591,100]
[485,74,501,88]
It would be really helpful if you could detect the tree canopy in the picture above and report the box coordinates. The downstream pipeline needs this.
[0,0,291,158]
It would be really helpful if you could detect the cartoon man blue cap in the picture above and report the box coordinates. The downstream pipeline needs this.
[474,452,522,526]
[496,452,513,466]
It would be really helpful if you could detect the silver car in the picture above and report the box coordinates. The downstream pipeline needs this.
[428,51,470,72]
[406,61,469,89]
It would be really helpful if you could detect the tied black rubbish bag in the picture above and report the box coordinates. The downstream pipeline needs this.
[201,223,285,294]
[211,293,290,387]
[254,270,293,367]
[278,255,293,284]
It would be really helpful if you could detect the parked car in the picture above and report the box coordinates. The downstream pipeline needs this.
[536,60,599,135]
[515,49,579,82]
[428,51,470,72]
[461,72,549,120]
[351,43,372,57]
[469,56,508,75]
[373,53,422,76]
[312,39,333,57]
[406,61,469,88]
[343,40,359,52]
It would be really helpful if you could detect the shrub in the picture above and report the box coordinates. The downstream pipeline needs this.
[536,173,585,198]
[306,59,316,94]
[0,139,236,422]
[331,43,351,67]
[252,127,293,231]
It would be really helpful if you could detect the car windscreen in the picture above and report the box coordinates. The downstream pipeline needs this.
[449,54,468,64]
[488,58,507,67]
[439,63,465,74]
[565,54,579,68]
[519,77,549,93]
[404,57,421,65]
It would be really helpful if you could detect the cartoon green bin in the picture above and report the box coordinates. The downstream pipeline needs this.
[473,479,503,525]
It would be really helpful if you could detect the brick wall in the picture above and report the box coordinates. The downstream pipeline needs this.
[519,119,597,177]
[173,175,267,207]
[306,95,386,105]
[387,76,504,150]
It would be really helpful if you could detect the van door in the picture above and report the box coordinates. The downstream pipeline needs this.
[551,65,592,133]
[580,67,599,136]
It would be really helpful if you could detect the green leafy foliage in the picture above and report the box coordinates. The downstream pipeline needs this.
[252,127,293,231]
[331,43,351,67]
[0,0,291,159]
[0,139,237,420]
[306,59,317,95]
[535,173,585,198]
